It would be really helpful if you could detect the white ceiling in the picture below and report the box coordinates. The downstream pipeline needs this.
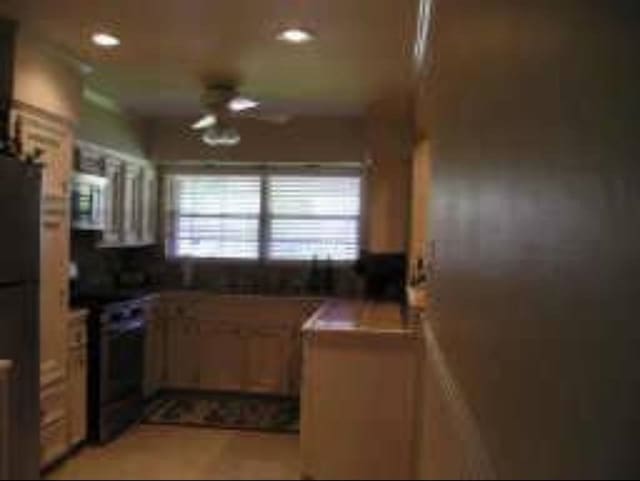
[1,0,419,118]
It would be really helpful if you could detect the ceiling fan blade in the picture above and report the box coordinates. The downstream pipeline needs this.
[191,114,217,130]
[235,110,292,124]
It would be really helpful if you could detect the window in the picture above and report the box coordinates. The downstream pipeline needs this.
[268,176,361,261]
[167,175,261,259]
[167,170,362,261]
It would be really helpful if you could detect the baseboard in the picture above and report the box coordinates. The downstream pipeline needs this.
[40,439,86,477]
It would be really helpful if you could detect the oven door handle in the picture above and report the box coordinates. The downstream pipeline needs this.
[106,320,146,337]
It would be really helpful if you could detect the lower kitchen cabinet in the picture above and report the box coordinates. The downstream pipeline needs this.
[39,364,67,469]
[164,323,296,395]
[199,324,245,393]
[67,348,87,447]
[144,295,322,397]
[67,310,88,449]
[166,319,200,390]
[144,307,165,399]
[245,329,292,395]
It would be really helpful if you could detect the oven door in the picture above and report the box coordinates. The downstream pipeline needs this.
[100,318,146,406]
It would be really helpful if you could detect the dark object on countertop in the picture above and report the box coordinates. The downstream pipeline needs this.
[306,255,323,294]
[354,251,407,303]
[323,257,336,296]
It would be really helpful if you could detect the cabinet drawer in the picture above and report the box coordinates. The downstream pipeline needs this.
[40,419,68,468]
[40,382,67,429]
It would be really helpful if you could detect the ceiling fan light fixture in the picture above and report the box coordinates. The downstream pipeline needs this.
[228,97,260,112]
[202,125,241,147]
[92,32,121,48]
[277,28,315,44]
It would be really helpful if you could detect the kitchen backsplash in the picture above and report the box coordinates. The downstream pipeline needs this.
[72,232,365,298]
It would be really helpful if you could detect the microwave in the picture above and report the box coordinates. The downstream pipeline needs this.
[71,172,108,231]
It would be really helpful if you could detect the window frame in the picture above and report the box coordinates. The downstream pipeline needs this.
[164,166,365,264]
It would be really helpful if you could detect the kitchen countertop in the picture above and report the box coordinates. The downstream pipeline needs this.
[302,300,417,340]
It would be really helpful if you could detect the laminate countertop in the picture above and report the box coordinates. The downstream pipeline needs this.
[302,300,418,340]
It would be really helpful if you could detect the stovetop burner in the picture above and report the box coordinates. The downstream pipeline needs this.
[71,289,154,308]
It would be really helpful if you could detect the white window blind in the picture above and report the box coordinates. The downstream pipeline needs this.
[167,171,362,261]
[168,175,261,259]
[267,175,361,261]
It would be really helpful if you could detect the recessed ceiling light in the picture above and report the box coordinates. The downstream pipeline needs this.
[92,32,121,48]
[277,28,315,44]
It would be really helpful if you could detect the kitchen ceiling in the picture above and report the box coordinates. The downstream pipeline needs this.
[0,0,419,118]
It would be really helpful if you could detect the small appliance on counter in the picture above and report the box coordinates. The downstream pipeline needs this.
[71,172,107,231]
[353,251,407,303]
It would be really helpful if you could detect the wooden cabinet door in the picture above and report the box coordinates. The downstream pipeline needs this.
[67,347,87,447]
[40,205,69,379]
[245,328,291,395]
[143,170,157,245]
[166,319,199,390]
[103,158,124,245]
[199,324,246,392]
[122,165,138,244]
[144,317,165,398]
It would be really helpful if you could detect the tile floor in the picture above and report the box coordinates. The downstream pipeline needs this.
[47,425,301,480]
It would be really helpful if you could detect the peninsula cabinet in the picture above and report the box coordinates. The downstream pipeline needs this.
[301,301,420,480]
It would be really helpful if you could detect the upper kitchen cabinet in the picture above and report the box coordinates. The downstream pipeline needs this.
[10,103,73,199]
[75,140,157,248]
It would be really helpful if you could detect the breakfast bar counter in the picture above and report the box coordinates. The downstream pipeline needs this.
[301,300,420,480]
[302,300,417,340]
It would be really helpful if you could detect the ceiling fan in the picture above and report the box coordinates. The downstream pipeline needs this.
[191,83,291,147]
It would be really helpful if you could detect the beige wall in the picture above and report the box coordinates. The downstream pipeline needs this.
[12,32,82,122]
[146,115,366,165]
[408,139,431,267]
[417,1,640,479]
[13,30,146,156]
[365,99,414,253]
[77,94,147,158]
[148,112,413,254]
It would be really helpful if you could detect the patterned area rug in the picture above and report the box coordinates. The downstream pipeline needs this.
[143,392,299,434]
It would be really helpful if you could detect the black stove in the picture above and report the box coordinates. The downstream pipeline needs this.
[83,292,154,444]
